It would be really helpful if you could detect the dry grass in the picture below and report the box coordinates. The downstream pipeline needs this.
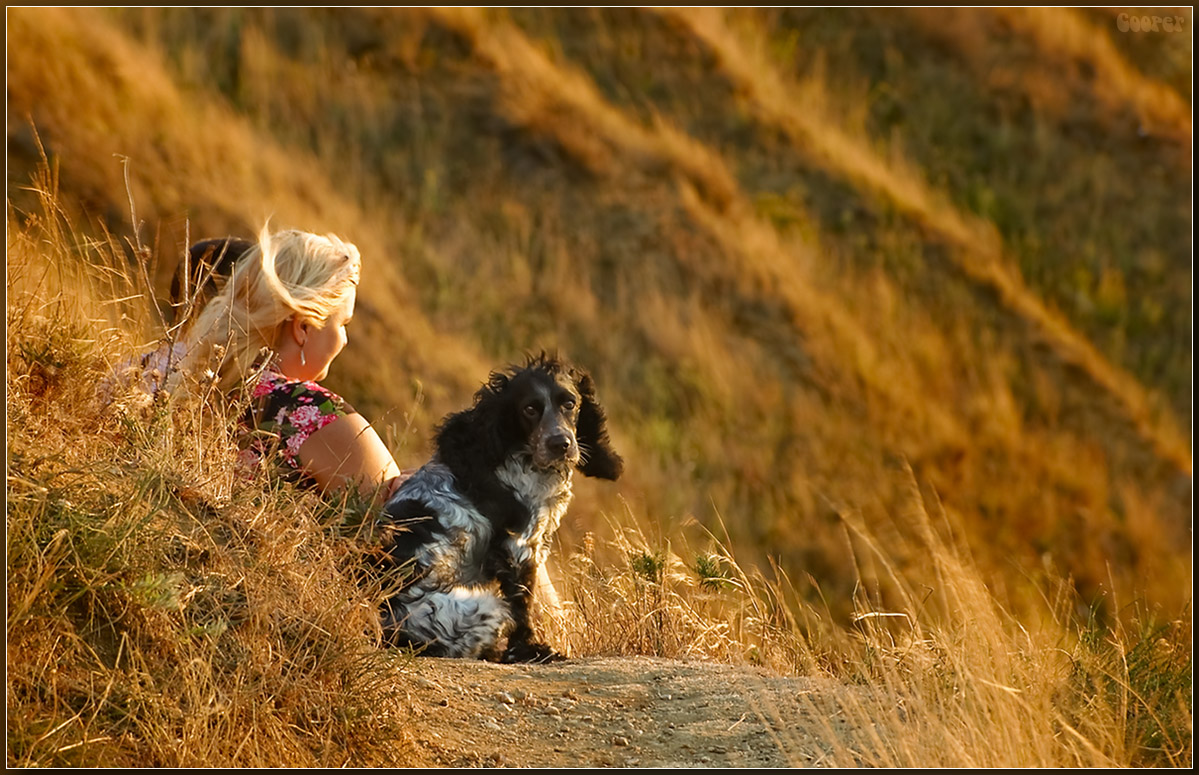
[616,498,1190,766]
[533,480,1191,767]
[7,8,1192,766]
[393,9,1189,614]
[9,178,1189,767]
[10,247,1193,770]
[5,6,491,427]
[6,182,423,767]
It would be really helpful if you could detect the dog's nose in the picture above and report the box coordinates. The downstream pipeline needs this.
[546,434,573,457]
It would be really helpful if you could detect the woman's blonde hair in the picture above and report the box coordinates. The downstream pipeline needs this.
[170,224,361,395]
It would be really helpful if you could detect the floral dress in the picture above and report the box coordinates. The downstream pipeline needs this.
[240,368,355,487]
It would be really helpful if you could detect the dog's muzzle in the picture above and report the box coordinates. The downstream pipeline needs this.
[536,431,579,469]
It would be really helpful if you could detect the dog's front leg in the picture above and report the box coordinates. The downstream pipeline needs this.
[496,537,562,663]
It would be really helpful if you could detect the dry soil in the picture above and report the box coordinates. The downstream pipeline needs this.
[399,655,852,768]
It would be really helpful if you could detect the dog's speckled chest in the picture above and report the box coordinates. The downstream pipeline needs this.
[496,455,574,565]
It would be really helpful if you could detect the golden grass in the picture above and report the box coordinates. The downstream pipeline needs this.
[427,7,741,208]
[405,7,1190,620]
[7,191,1191,765]
[900,7,1192,148]
[10,5,1186,616]
[432,6,940,438]
[534,478,1192,767]
[7,9,1192,764]
[7,181,428,767]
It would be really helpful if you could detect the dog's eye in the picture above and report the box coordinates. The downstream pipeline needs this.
[562,399,577,412]
[523,403,541,418]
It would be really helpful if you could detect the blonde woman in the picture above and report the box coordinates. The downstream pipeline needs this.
[171,226,403,498]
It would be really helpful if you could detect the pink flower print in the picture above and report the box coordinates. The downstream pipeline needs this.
[289,404,323,432]
[285,432,306,458]
[252,379,275,399]
[235,448,262,478]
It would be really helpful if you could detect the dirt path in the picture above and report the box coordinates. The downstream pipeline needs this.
[401,656,845,768]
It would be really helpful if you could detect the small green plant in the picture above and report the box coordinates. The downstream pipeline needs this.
[628,549,666,584]
[692,551,736,591]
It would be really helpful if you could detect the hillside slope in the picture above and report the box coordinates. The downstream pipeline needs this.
[6,9,1193,767]
[7,6,1191,619]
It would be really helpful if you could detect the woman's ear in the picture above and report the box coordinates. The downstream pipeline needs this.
[289,315,309,347]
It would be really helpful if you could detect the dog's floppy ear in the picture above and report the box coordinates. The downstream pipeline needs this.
[436,369,517,475]
[574,371,623,481]
[435,370,532,532]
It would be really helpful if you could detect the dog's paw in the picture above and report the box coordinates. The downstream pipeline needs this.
[502,640,564,664]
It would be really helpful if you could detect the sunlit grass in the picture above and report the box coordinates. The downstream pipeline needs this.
[7,188,421,767]
[7,192,1191,765]
[6,8,1191,766]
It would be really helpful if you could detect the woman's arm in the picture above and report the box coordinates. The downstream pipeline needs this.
[296,411,404,500]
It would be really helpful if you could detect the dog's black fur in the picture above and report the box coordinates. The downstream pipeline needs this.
[377,353,622,662]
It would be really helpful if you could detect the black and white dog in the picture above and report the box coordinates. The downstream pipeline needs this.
[377,353,622,662]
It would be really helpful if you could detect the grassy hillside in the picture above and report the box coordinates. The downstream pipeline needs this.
[6,7,1192,765]
[8,198,1192,767]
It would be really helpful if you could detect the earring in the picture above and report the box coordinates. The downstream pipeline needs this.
[300,343,307,366]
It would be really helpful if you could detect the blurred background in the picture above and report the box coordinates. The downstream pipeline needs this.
[7,7,1192,621]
